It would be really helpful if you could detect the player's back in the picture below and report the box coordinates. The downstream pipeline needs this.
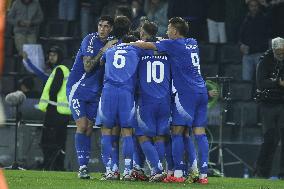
[138,50,171,101]
[103,44,142,91]
[156,38,207,94]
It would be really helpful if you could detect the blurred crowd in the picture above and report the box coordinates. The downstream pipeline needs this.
[3,0,284,94]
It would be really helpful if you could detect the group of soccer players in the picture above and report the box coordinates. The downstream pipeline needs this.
[66,15,209,184]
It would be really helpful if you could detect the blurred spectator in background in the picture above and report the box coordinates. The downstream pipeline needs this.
[22,46,64,83]
[115,5,133,20]
[18,76,41,98]
[101,0,129,18]
[167,0,207,40]
[58,0,78,21]
[131,0,145,31]
[144,0,168,37]
[80,0,104,38]
[39,0,58,21]
[7,0,43,55]
[38,46,71,171]
[225,0,247,43]
[207,0,227,43]
[270,0,284,38]
[239,0,270,81]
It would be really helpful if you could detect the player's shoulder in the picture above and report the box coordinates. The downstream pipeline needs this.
[156,38,173,44]
[82,32,99,43]
[183,38,199,50]
[184,38,198,45]
[80,33,100,55]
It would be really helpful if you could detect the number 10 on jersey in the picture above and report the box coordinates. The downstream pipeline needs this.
[147,61,164,83]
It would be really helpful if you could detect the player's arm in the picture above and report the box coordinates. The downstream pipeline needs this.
[83,39,114,72]
[92,39,118,65]
[129,41,157,50]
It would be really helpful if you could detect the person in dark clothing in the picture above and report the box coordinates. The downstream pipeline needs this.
[239,0,270,81]
[167,0,207,40]
[207,0,226,43]
[38,46,71,171]
[18,76,41,98]
[270,0,284,38]
[255,37,284,179]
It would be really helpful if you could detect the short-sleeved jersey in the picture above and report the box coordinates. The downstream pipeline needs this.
[67,33,111,102]
[155,38,207,94]
[138,50,171,101]
[102,44,144,91]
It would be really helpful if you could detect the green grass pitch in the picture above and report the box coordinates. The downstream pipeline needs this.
[3,170,284,189]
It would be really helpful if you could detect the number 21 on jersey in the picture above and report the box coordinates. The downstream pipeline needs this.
[147,61,164,83]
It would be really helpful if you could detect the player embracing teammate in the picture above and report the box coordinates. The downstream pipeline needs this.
[68,16,209,184]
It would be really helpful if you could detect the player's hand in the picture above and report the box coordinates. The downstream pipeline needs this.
[83,56,96,72]
[209,89,219,98]
[279,78,284,87]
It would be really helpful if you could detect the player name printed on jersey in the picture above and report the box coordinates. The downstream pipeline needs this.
[185,44,198,50]
[141,55,168,61]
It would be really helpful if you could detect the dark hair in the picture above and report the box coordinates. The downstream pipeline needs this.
[98,15,114,26]
[169,17,189,36]
[121,35,138,43]
[19,76,34,90]
[47,45,63,65]
[113,16,131,39]
[142,21,158,37]
[115,6,133,21]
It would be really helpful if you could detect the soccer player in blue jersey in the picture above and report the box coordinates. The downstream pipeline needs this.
[66,16,115,179]
[128,17,209,184]
[98,16,143,180]
[133,21,171,182]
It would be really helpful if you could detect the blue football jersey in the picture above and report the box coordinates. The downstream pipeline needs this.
[138,50,171,101]
[155,38,207,94]
[102,44,144,91]
[67,33,110,102]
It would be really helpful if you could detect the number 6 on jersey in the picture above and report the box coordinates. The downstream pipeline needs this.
[113,50,127,68]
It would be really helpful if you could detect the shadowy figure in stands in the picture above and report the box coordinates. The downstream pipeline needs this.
[38,46,71,171]
[239,0,270,81]
[144,0,168,37]
[207,0,227,44]
[7,0,43,55]
[130,0,146,31]
[270,0,284,38]
[18,76,40,98]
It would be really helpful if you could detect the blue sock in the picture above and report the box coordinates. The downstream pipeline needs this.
[122,135,134,170]
[154,140,165,162]
[140,140,162,174]
[101,135,113,168]
[111,135,119,172]
[195,134,209,174]
[184,136,197,172]
[165,138,174,171]
[171,134,184,170]
[133,137,145,169]
[75,133,90,167]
